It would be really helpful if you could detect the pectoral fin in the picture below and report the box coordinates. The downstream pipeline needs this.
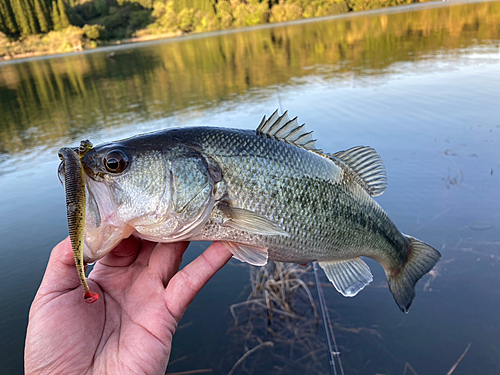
[319,257,373,297]
[219,203,288,237]
[223,241,268,266]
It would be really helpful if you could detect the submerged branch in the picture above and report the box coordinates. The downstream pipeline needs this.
[227,342,274,375]
[446,343,471,375]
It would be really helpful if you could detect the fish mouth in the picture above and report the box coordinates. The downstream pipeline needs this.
[81,175,133,263]
[58,141,99,303]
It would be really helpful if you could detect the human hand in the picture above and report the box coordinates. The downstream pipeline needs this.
[25,237,232,375]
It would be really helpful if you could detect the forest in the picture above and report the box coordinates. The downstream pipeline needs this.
[1,0,499,155]
[0,0,419,58]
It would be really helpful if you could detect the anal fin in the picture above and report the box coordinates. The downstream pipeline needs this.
[319,257,373,297]
[223,241,268,266]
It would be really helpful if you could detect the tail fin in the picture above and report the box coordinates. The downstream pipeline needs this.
[387,236,441,313]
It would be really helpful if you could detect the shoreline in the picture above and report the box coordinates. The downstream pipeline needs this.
[0,0,491,65]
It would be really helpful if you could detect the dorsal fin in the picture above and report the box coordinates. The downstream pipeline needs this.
[256,110,322,152]
[329,146,388,197]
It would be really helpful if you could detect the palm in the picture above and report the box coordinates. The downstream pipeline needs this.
[25,237,231,375]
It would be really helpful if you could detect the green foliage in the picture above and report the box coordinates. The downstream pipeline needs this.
[148,0,349,33]
[149,1,216,34]
[24,0,39,33]
[0,30,10,45]
[346,0,413,12]
[177,7,194,32]
[51,0,60,30]
[0,0,417,48]
[172,0,215,14]
[0,0,18,34]
[136,0,154,9]
[91,3,152,39]
[151,0,178,31]
[197,10,218,31]
[67,0,107,28]
[82,23,104,39]
[57,0,70,28]
[232,0,268,26]
[300,0,349,17]
[0,24,88,57]
[2,0,499,159]
[215,0,232,29]
[270,2,302,23]
[127,8,151,30]
[42,24,82,49]
[94,0,109,16]
[34,0,50,32]
[11,0,37,34]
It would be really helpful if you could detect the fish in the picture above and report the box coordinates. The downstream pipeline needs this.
[58,110,441,312]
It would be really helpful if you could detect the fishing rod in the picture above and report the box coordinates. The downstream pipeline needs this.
[313,261,345,375]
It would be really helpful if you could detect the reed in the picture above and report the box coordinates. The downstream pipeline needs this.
[228,261,328,374]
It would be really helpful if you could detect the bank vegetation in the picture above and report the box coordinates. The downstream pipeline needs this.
[1,0,426,59]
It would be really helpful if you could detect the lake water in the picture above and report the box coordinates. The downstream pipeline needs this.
[1,1,500,374]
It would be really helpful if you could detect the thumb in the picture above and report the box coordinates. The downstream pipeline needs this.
[37,237,86,297]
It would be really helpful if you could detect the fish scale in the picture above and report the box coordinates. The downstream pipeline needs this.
[61,111,441,312]
[188,128,395,263]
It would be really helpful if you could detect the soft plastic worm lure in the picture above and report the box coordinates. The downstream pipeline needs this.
[58,141,99,303]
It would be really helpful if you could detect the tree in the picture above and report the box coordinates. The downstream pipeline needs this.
[0,0,18,34]
[51,0,61,30]
[34,0,50,32]
[19,0,40,34]
[173,0,215,14]
[11,0,29,34]
[57,0,69,28]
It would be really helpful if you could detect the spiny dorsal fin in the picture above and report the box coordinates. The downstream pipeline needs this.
[257,110,322,153]
[329,146,388,197]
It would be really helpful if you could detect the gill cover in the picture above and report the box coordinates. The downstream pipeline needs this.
[80,142,217,261]
[133,146,216,241]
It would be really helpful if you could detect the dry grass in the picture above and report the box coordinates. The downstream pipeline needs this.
[227,261,329,375]
[227,261,471,375]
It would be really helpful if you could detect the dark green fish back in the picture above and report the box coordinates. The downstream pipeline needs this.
[160,127,409,266]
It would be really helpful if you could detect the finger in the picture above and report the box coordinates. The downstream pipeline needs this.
[38,237,82,294]
[133,239,160,268]
[98,235,142,268]
[148,241,190,288]
[165,242,232,322]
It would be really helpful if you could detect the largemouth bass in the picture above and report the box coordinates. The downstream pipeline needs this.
[58,111,440,312]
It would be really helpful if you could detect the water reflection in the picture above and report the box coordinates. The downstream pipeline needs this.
[1,1,500,374]
[0,1,499,157]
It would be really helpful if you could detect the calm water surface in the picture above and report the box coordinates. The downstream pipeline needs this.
[1,1,500,374]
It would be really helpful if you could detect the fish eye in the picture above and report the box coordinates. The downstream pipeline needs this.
[104,150,128,173]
